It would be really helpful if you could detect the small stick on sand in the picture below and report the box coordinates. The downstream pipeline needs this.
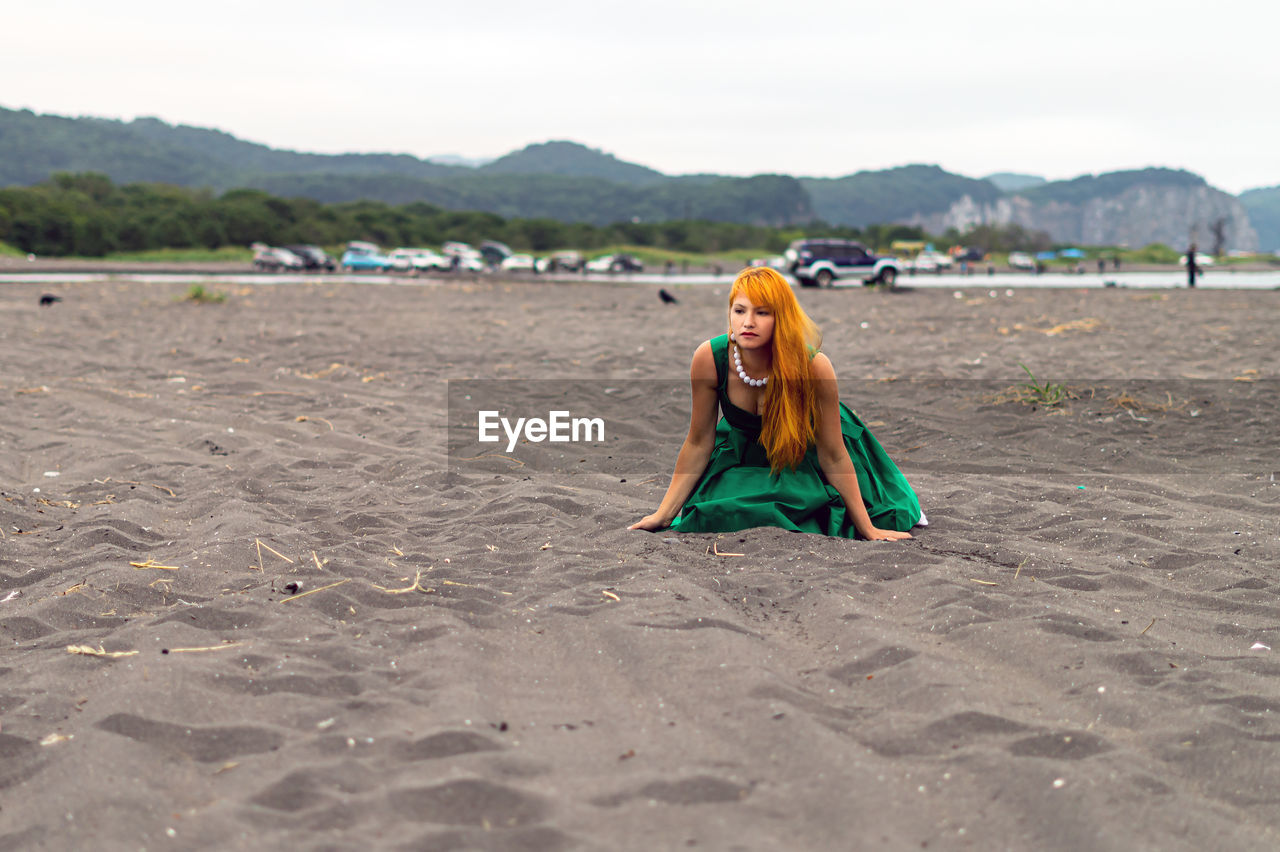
[130,559,181,571]
[312,551,323,571]
[713,541,745,557]
[440,579,476,588]
[67,644,139,658]
[1140,618,1156,635]
[295,415,335,430]
[602,590,621,601]
[969,579,999,586]
[371,570,433,595]
[257,540,294,564]
[1014,557,1028,580]
[279,578,350,602]
[166,643,244,654]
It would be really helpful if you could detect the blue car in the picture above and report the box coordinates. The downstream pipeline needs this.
[341,242,394,272]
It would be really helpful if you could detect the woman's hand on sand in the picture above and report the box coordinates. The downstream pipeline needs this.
[629,513,671,532]
[863,527,913,541]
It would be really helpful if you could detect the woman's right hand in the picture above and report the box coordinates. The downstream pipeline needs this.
[629,513,672,532]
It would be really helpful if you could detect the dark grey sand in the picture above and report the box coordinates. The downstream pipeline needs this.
[1,279,1278,850]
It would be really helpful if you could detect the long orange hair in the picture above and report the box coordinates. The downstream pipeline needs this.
[728,267,823,473]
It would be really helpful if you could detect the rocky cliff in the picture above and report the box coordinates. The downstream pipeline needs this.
[908,181,1258,251]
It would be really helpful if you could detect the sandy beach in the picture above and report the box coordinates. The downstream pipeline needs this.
[1,277,1278,849]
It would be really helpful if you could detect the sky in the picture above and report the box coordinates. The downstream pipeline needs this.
[5,0,1278,193]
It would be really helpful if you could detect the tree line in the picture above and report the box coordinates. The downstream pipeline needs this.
[0,173,1055,258]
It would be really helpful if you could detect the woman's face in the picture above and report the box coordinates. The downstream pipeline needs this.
[730,295,775,351]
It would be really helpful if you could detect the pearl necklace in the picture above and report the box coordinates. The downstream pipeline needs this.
[733,344,768,387]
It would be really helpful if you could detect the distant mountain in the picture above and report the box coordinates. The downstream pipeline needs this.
[0,106,1262,246]
[479,140,666,185]
[912,168,1257,251]
[1238,186,1280,252]
[1017,168,1205,204]
[248,171,813,226]
[985,172,1046,193]
[0,107,462,188]
[801,165,1003,227]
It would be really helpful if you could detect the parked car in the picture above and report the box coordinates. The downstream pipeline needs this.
[910,250,954,274]
[951,246,987,263]
[284,244,336,271]
[438,241,486,272]
[387,248,451,273]
[784,238,900,287]
[451,251,487,272]
[479,240,513,267]
[500,253,537,272]
[252,244,305,272]
[536,251,584,273]
[387,248,416,272]
[341,242,394,272]
[410,249,452,272]
[1007,252,1036,270]
[586,253,644,273]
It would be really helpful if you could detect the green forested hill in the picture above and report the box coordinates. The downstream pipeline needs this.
[0,108,998,226]
[479,140,666,184]
[245,171,812,226]
[801,165,1003,227]
[1239,186,1280,251]
[0,107,1260,243]
[1018,168,1206,204]
[0,109,224,186]
[0,107,463,187]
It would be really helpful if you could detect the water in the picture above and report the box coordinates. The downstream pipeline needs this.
[1,269,1277,289]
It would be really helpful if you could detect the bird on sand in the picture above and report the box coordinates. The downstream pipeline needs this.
[39,294,62,306]
[658,288,678,305]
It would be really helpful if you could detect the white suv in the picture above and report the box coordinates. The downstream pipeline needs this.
[785,239,901,287]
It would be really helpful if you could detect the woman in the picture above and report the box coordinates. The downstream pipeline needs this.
[630,267,922,540]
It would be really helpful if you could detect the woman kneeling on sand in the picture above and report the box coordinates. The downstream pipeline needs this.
[631,267,924,540]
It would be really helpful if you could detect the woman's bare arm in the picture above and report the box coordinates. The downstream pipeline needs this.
[630,342,720,531]
[811,354,912,541]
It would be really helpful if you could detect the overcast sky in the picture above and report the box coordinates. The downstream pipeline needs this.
[6,0,1276,193]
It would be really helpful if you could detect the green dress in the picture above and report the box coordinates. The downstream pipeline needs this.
[670,334,922,537]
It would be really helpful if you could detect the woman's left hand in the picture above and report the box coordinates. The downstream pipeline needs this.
[862,527,913,541]
[629,513,672,532]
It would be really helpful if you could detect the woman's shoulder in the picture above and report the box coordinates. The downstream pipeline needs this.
[700,334,729,360]
[695,336,724,356]
[809,350,836,378]
[691,339,718,381]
